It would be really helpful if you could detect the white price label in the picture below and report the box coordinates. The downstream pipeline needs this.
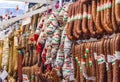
[94,53,97,60]
[70,75,75,81]
[107,55,113,62]
[0,70,8,80]
[116,0,120,4]
[22,74,29,82]
[112,55,116,65]
[106,62,108,71]
[97,54,105,64]
[115,51,120,60]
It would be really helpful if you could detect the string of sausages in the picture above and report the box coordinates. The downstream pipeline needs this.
[66,0,120,41]
[73,34,120,82]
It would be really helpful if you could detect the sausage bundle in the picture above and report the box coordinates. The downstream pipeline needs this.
[72,34,120,82]
[66,0,120,40]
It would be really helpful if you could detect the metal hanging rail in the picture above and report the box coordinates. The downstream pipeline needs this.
[4,0,46,3]
[4,0,55,4]
[0,4,52,29]
[0,0,57,30]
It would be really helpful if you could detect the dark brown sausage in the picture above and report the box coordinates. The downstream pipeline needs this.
[115,0,120,25]
[112,0,119,33]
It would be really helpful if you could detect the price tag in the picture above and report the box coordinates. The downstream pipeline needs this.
[107,55,113,62]
[112,55,116,65]
[22,74,29,82]
[70,75,75,81]
[97,54,105,64]
[94,53,97,60]
[116,0,120,4]
[115,51,120,60]
[0,70,8,80]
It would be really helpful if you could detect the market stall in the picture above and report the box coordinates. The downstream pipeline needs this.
[0,0,120,82]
